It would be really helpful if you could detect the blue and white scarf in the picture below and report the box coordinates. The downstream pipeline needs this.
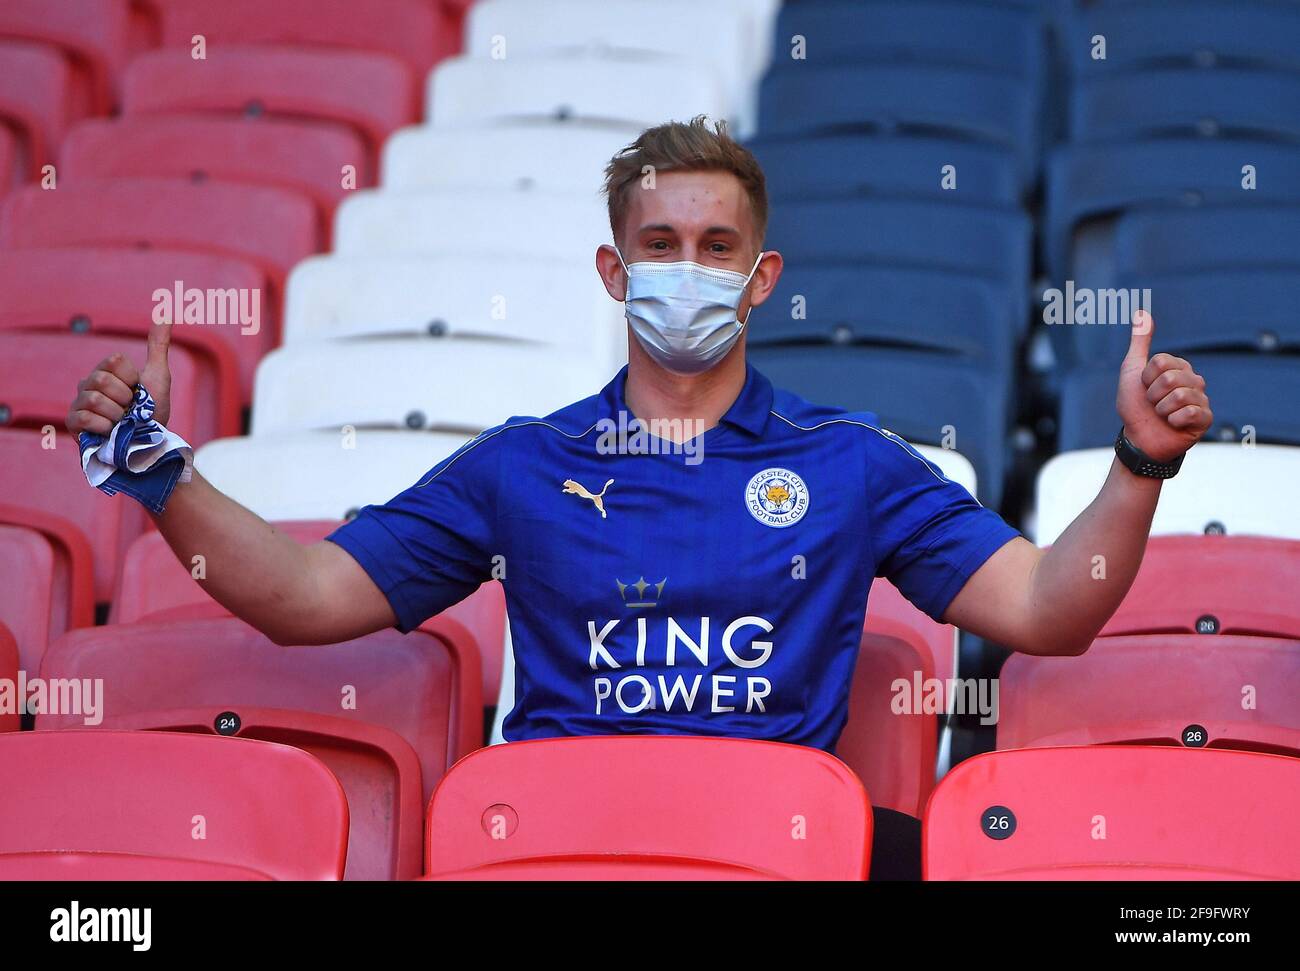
[78,385,193,514]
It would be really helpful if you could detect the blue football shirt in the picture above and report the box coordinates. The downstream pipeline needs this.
[328,364,1019,751]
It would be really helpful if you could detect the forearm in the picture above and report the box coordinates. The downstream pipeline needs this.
[1028,456,1162,653]
[150,471,326,643]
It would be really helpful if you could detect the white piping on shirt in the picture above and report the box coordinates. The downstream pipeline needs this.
[768,409,967,496]
[412,419,601,489]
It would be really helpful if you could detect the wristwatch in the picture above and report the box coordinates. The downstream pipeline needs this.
[1114,428,1184,479]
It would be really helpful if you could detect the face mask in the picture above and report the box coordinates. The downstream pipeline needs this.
[616,249,765,374]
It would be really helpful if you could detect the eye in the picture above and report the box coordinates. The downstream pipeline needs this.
[647,239,670,252]
[708,242,731,255]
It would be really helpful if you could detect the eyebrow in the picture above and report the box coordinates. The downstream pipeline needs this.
[636,224,742,237]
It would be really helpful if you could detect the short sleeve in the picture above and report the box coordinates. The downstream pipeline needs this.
[866,430,1020,622]
[326,433,500,633]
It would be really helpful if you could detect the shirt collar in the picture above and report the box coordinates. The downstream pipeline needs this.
[598,363,773,438]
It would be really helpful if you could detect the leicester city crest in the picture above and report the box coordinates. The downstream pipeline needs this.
[745,468,809,528]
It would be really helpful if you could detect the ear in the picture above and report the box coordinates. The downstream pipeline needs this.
[595,244,628,302]
[740,249,783,319]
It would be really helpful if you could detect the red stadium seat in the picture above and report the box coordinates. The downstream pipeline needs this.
[0,622,17,731]
[1101,535,1300,639]
[0,730,347,880]
[60,116,372,231]
[127,0,160,53]
[423,736,872,880]
[868,576,957,684]
[0,504,95,648]
[837,623,938,818]
[0,41,74,176]
[122,47,416,163]
[0,179,319,313]
[924,745,1300,880]
[0,428,146,603]
[0,0,128,113]
[0,519,93,678]
[155,0,452,94]
[0,247,266,418]
[0,125,18,195]
[111,522,506,705]
[38,615,482,878]
[998,633,1300,755]
[0,330,205,444]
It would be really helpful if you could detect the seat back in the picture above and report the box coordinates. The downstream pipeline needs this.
[0,0,128,112]
[157,0,450,82]
[0,730,347,879]
[426,736,871,880]
[1035,444,1300,544]
[250,339,612,436]
[122,47,414,159]
[0,428,146,602]
[283,255,625,368]
[0,179,318,305]
[999,634,1300,755]
[0,622,16,731]
[60,116,370,226]
[111,523,506,704]
[0,40,73,173]
[0,330,203,444]
[38,617,474,796]
[1114,205,1300,277]
[194,430,473,522]
[334,188,610,259]
[1102,535,1300,639]
[427,55,728,130]
[0,526,57,679]
[837,625,938,817]
[78,707,422,880]
[381,123,640,195]
[925,745,1300,879]
[0,246,269,416]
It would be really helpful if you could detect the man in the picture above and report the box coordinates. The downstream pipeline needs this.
[68,118,1212,874]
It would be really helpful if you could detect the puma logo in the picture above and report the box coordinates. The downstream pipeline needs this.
[563,478,614,519]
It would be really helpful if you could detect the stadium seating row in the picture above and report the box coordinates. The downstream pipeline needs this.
[4,732,1298,880]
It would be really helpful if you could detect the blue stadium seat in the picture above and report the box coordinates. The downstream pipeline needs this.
[1069,69,1300,144]
[748,346,1010,508]
[1054,268,1300,369]
[1058,356,1300,453]
[757,64,1038,183]
[1061,1,1300,76]
[1044,139,1300,280]
[749,132,1021,205]
[1114,205,1300,276]
[766,197,1032,333]
[769,0,1044,80]
[750,263,1013,368]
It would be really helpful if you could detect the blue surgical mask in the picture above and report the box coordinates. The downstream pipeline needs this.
[616,249,766,374]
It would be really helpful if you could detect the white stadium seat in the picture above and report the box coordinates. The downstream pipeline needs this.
[426,54,729,131]
[334,188,611,259]
[196,430,472,522]
[1034,444,1300,545]
[380,122,641,194]
[250,338,615,436]
[283,255,627,369]
[463,0,754,131]
[911,444,979,501]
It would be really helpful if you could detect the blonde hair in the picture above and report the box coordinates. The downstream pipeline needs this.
[603,115,768,244]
